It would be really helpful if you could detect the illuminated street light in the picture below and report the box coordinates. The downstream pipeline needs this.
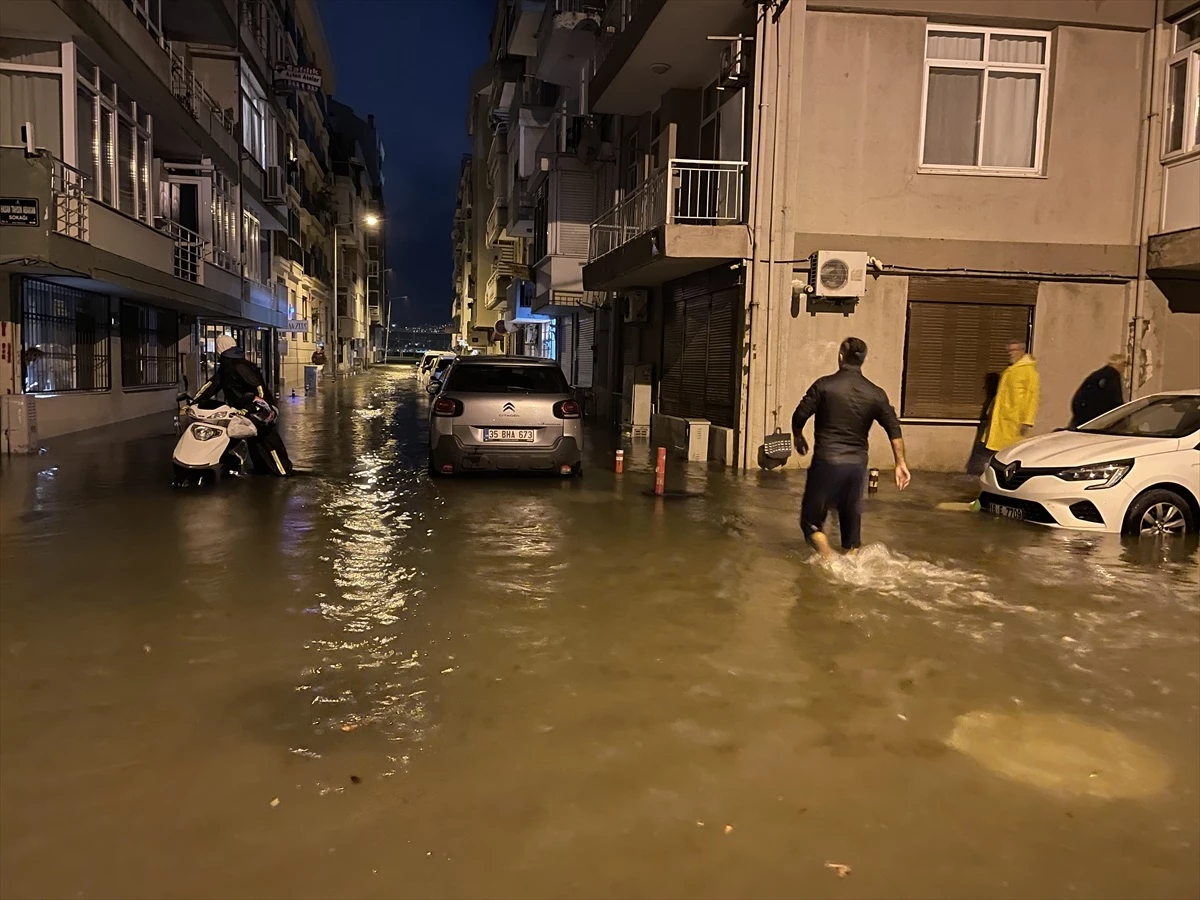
[364,214,380,227]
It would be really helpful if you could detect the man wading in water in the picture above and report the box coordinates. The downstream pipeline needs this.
[791,337,911,559]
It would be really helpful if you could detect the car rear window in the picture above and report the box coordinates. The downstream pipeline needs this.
[445,364,569,394]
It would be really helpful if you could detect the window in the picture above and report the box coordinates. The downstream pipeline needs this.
[0,39,63,156]
[76,53,153,222]
[210,168,239,272]
[120,301,179,388]
[901,277,1036,420]
[921,25,1050,173]
[243,211,262,282]
[1164,11,1200,157]
[444,363,569,394]
[21,279,111,393]
[240,71,273,168]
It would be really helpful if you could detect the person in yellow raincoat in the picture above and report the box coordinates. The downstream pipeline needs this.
[984,341,1040,453]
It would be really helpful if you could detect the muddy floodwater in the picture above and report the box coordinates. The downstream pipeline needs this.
[2,368,1197,899]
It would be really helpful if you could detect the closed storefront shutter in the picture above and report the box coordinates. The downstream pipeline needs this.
[658,266,741,428]
[559,315,575,384]
[902,277,1037,420]
[576,313,595,388]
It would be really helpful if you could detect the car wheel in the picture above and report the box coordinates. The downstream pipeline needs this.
[1124,489,1196,537]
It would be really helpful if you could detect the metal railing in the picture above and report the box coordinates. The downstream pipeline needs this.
[156,218,204,283]
[555,0,606,13]
[593,0,644,73]
[166,45,236,138]
[51,158,90,241]
[588,159,747,261]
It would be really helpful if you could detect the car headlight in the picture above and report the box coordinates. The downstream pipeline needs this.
[191,424,222,441]
[1056,459,1133,490]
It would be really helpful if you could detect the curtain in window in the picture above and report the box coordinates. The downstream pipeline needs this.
[118,116,135,215]
[923,68,981,166]
[927,32,983,61]
[0,71,62,155]
[982,72,1040,167]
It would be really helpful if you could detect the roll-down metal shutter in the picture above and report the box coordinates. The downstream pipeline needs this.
[559,315,575,385]
[576,313,595,388]
[659,267,741,428]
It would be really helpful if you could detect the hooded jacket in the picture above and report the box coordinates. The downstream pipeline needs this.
[984,354,1039,451]
[194,348,276,410]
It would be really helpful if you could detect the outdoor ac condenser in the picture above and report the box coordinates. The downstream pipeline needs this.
[1,395,39,454]
[813,250,869,298]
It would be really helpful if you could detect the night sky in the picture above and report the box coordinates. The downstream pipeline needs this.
[318,0,493,325]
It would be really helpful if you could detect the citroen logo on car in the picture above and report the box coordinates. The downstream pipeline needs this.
[502,402,516,413]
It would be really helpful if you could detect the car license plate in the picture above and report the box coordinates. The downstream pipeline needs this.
[484,429,535,442]
[991,503,1025,521]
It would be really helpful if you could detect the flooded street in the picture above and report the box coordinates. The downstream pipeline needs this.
[1,367,1197,900]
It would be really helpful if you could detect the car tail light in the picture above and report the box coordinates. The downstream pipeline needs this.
[553,399,581,419]
[433,397,463,417]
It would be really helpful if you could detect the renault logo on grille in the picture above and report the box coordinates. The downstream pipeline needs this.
[1004,461,1020,481]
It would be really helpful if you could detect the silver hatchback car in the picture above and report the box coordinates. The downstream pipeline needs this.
[428,356,583,476]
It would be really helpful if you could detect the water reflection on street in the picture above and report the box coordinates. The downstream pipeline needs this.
[1,368,1197,899]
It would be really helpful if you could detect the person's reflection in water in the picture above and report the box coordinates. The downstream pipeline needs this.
[966,372,1002,477]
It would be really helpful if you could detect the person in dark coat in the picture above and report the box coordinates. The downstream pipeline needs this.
[193,335,293,476]
[1069,354,1127,429]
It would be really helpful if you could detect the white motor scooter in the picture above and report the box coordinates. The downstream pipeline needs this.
[171,392,257,487]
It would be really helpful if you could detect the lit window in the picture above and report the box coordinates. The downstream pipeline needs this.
[75,53,153,223]
[1164,11,1200,157]
[920,25,1051,173]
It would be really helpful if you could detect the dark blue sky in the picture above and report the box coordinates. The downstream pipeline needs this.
[318,0,493,325]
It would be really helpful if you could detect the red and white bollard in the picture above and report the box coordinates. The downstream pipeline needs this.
[654,446,666,496]
[615,449,625,474]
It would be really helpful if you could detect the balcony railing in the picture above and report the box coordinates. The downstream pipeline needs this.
[588,159,747,261]
[156,218,204,283]
[121,3,237,140]
[51,158,90,241]
[594,0,644,73]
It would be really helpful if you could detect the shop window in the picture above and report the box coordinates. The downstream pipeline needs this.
[121,301,179,389]
[921,25,1050,173]
[901,277,1036,420]
[21,279,111,393]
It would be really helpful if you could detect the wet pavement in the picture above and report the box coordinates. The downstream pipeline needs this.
[1,367,1198,900]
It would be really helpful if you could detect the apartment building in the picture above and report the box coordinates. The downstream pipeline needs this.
[0,0,339,442]
[573,0,1198,469]
[452,0,606,386]
[329,100,386,368]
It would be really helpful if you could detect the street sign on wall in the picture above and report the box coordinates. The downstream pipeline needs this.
[287,319,309,333]
[0,198,39,226]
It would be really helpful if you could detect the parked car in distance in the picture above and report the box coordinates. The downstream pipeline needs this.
[979,391,1200,536]
[427,356,456,391]
[417,351,455,385]
[428,356,583,477]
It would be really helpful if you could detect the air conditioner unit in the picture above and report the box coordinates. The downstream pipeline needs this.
[468,328,491,347]
[1,395,39,455]
[717,36,750,90]
[265,164,285,202]
[623,289,649,323]
[812,250,869,298]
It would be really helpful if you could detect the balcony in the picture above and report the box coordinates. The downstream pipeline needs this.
[507,0,546,57]
[590,0,751,115]
[537,0,604,87]
[486,198,510,248]
[584,158,749,290]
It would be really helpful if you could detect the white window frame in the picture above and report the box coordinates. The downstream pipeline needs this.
[918,23,1052,177]
[0,40,70,160]
[1163,11,1200,161]
[240,66,273,169]
[76,52,154,223]
[243,210,262,283]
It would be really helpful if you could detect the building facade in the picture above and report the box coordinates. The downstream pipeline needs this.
[520,0,1199,469]
[0,0,362,443]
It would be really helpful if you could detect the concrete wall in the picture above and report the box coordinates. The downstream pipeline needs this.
[89,203,174,274]
[775,276,1133,472]
[796,12,1146,251]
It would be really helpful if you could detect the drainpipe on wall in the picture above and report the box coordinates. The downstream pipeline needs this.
[1129,0,1163,400]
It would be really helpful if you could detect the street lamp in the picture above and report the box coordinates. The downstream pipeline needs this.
[364,213,379,227]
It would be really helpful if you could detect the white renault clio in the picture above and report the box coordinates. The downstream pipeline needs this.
[979,391,1200,536]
